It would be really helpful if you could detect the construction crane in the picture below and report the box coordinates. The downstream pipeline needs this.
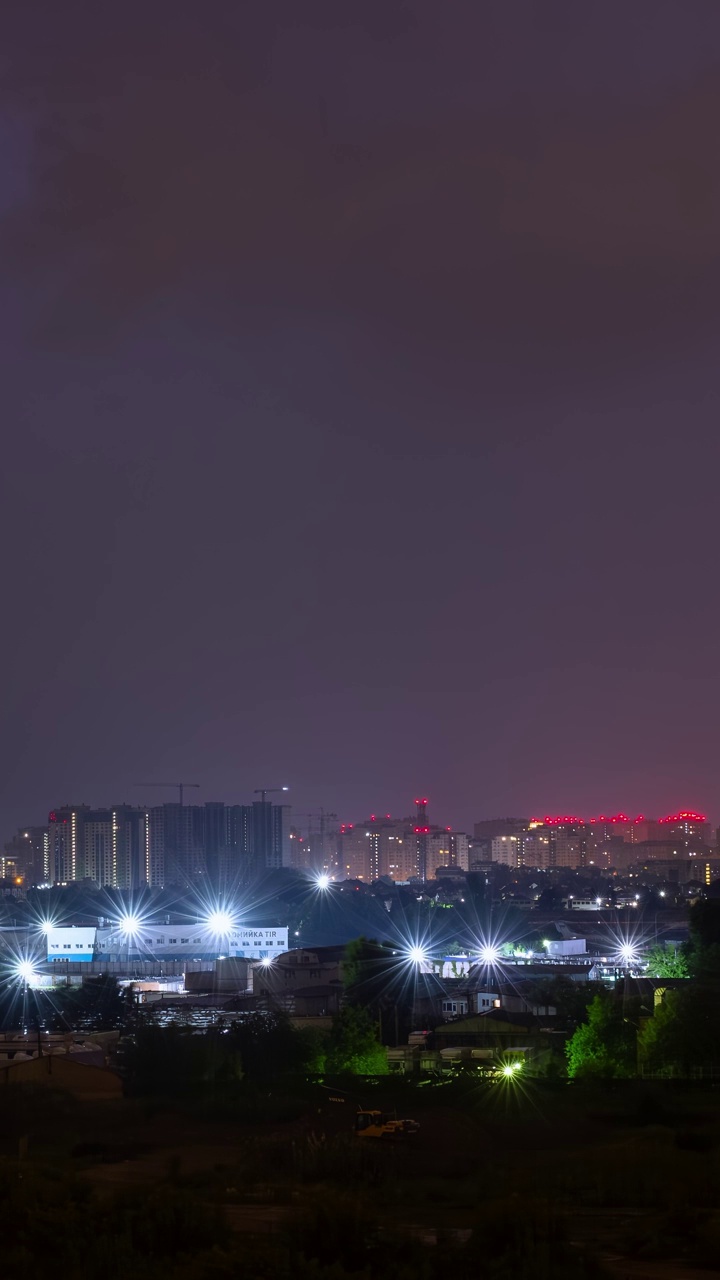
[135,782,200,806]
[253,786,289,803]
[296,809,338,869]
[296,809,338,842]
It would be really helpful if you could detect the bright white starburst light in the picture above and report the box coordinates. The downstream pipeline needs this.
[206,910,234,934]
[119,914,142,937]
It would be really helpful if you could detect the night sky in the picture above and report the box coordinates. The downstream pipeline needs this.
[2,1,720,836]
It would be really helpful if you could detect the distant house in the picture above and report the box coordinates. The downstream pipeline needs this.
[433,1009,542,1055]
[473,989,557,1017]
[441,995,469,1018]
[412,974,470,1025]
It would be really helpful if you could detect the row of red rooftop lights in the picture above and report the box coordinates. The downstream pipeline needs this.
[531,811,707,825]
[340,809,707,832]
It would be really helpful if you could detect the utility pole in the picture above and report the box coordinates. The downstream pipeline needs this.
[135,782,200,806]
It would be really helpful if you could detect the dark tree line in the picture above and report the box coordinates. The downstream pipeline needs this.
[567,901,720,1078]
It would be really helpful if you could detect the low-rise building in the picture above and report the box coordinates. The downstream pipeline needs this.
[252,946,345,1010]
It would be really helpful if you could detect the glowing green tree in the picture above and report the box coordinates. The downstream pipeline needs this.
[565,993,636,1078]
[643,943,689,980]
[326,1004,388,1075]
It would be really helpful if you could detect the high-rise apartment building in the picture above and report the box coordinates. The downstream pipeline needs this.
[515,820,586,870]
[428,830,469,872]
[143,800,291,886]
[338,823,376,880]
[489,834,522,867]
[517,827,550,868]
[381,828,419,880]
[47,806,91,883]
[144,803,205,887]
[337,802,459,883]
[47,805,148,889]
[4,826,49,884]
[252,800,291,870]
[658,811,711,851]
[338,818,401,882]
[472,819,528,865]
[481,810,715,872]
[290,810,339,875]
[83,806,148,888]
[44,799,292,890]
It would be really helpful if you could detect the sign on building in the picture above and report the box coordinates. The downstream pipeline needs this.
[230,927,288,958]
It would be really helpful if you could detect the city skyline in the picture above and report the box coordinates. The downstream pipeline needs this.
[4,792,716,891]
[6,793,715,832]
[1,8,719,1272]
[3,4,720,858]
[5,790,717,833]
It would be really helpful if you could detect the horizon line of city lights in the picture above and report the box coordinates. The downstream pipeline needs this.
[336,808,709,832]
[9,937,644,988]
[32,802,709,829]
[6,869,652,989]
[528,810,707,826]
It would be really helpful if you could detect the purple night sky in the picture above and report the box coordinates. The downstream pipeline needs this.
[1,1,720,835]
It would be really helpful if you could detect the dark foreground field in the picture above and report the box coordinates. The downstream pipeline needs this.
[2,1077,720,1278]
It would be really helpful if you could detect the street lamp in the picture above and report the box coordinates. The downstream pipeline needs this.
[14,959,36,1033]
[118,913,145,971]
[206,910,234,935]
[119,914,141,937]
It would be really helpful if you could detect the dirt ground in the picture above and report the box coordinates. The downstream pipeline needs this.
[4,1079,720,1276]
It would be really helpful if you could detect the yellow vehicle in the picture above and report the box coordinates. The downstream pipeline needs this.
[355,1109,419,1139]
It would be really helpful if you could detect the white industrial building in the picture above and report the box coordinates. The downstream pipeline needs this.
[43,923,288,963]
